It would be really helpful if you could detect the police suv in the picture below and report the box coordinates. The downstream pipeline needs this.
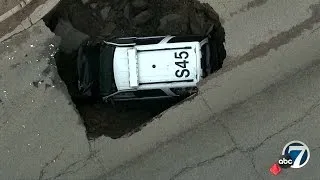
[76,32,226,101]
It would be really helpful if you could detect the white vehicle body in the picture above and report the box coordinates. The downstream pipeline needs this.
[77,35,225,101]
[103,36,206,101]
[115,42,201,86]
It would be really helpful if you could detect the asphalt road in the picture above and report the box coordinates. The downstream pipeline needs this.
[0,0,319,179]
[102,59,320,180]
[98,0,320,179]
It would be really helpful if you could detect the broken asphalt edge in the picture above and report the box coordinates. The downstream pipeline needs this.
[0,0,61,42]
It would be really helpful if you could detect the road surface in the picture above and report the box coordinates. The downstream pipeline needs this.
[0,0,319,179]
[101,59,320,180]
[98,0,320,179]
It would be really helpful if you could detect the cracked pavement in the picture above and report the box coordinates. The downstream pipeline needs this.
[98,0,320,176]
[1,0,320,179]
[101,60,320,180]
[0,21,104,180]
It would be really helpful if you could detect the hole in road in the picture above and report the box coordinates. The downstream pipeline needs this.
[43,0,226,139]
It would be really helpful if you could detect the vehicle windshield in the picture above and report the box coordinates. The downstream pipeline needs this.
[77,42,117,98]
[99,44,118,96]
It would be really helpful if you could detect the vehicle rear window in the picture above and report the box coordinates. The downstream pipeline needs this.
[99,45,117,96]
[135,37,165,45]
[168,35,205,43]
[133,89,167,98]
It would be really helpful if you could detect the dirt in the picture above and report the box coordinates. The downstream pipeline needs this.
[55,50,182,139]
[44,0,225,139]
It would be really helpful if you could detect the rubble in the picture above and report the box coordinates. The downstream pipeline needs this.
[123,3,132,20]
[46,0,224,38]
[81,0,90,4]
[101,22,117,36]
[189,12,207,35]
[100,6,111,20]
[132,0,148,10]
[158,14,189,34]
[89,3,98,9]
[133,10,154,25]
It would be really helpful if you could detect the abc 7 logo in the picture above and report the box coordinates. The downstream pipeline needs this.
[278,141,310,169]
[278,155,293,169]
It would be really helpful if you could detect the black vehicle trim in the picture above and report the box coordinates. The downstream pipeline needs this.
[139,79,194,85]
[167,35,206,43]
[137,46,192,52]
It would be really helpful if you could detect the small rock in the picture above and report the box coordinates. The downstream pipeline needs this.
[190,20,201,35]
[189,13,206,35]
[123,3,132,20]
[116,0,130,10]
[90,3,98,9]
[81,0,89,4]
[132,0,148,9]
[133,10,154,25]
[158,14,189,34]
[32,81,40,88]
[159,14,181,26]
[100,6,111,20]
[118,0,130,10]
[100,22,117,36]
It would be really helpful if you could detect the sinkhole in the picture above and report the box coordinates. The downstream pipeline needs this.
[43,0,226,139]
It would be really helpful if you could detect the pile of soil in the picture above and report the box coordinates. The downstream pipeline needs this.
[44,0,225,139]
[46,0,225,39]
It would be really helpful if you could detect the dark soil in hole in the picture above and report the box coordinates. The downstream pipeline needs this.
[45,0,226,139]
[55,50,178,139]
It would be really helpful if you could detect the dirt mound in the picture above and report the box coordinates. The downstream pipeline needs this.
[44,0,225,139]
[46,0,224,40]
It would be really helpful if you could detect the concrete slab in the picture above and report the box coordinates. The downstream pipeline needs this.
[201,0,319,59]
[101,59,320,179]
[219,56,320,150]
[91,95,213,172]
[102,122,235,180]
[0,21,103,180]
[252,102,320,179]
[223,0,319,57]
[200,21,320,119]
[171,151,261,180]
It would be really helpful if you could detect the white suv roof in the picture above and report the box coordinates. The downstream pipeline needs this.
[113,41,202,91]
